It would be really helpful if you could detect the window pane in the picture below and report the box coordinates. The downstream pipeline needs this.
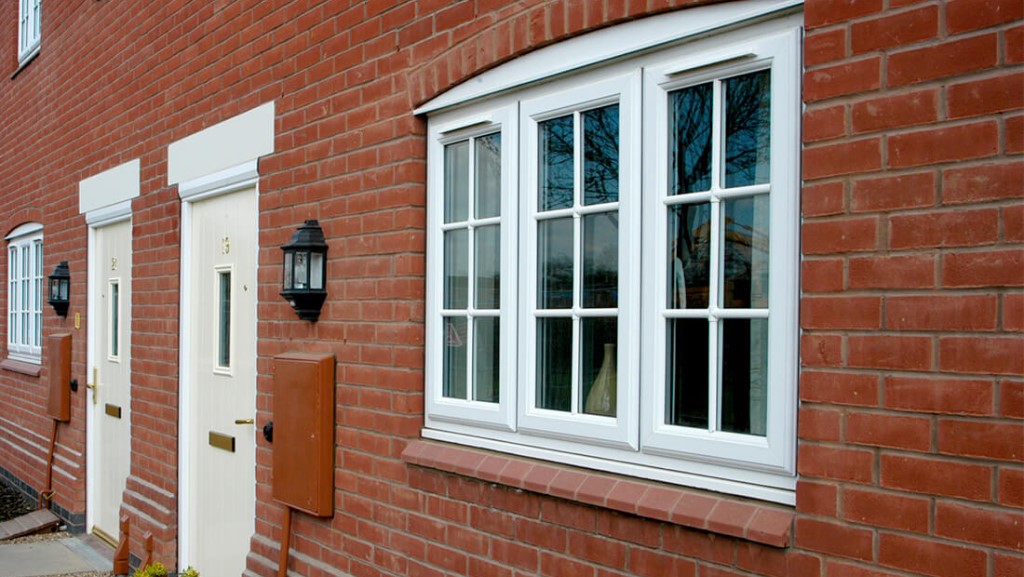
[538,218,573,309]
[442,316,468,399]
[218,272,231,368]
[473,317,499,403]
[723,196,769,308]
[725,70,771,188]
[668,203,711,309]
[582,213,618,308]
[474,225,500,309]
[110,281,120,358]
[475,133,502,219]
[583,105,619,205]
[721,318,768,436]
[539,115,574,211]
[669,83,713,195]
[581,317,617,417]
[536,317,572,411]
[443,229,468,309]
[444,141,469,223]
[666,319,709,428]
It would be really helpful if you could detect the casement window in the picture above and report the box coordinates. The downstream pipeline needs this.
[423,5,801,503]
[18,0,41,62]
[6,224,44,364]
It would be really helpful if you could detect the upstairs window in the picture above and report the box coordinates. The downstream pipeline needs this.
[6,223,44,363]
[423,7,801,503]
[18,0,41,63]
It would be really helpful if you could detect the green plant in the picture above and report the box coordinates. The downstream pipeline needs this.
[179,567,200,577]
[133,562,168,577]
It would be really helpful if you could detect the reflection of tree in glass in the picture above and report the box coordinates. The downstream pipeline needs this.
[539,115,574,211]
[725,70,771,188]
[584,105,619,205]
[671,83,713,195]
[668,70,772,308]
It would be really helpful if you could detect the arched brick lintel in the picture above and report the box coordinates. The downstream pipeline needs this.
[408,0,721,109]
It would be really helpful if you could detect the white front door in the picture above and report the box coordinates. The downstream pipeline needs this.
[184,187,257,576]
[87,218,132,544]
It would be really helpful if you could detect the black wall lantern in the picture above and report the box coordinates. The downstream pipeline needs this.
[280,220,328,321]
[48,261,71,317]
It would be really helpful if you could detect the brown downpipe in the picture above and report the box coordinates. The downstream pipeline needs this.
[278,506,292,577]
[38,418,59,509]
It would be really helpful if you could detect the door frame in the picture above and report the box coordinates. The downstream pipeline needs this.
[85,203,133,537]
[177,160,260,569]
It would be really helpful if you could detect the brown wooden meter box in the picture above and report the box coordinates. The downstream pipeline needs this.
[47,333,72,422]
[272,351,335,517]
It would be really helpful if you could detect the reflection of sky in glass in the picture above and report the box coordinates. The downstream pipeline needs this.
[475,225,500,309]
[475,134,502,218]
[538,218,573,309]
[670,83,712,195]
[443,229,467,309]
[725,70,771,188]
[584,105,619,205]
[668,204,710,309]
[444,141,468,222]
[723,196,769,308]
[540,115,574,211]
[583,213,618,308]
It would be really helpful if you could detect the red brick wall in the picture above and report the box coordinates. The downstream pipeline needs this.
[0,0,1020,576]
[800,1,1024,576]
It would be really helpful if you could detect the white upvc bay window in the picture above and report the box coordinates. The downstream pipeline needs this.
[423,3,802,504]
[18,0,41,62]
[6,224,44,363]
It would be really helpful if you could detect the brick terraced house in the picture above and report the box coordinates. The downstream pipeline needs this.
[0,0,1021,575]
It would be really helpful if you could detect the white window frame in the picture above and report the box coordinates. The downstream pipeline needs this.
[6,223,44,364]
[18,0,41,63]
[423,3,801,504]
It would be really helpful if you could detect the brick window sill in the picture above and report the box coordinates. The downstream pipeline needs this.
[401,440,793,548]
[0,358,41,377]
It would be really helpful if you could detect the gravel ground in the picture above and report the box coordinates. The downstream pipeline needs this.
[0,478,35,522]
[1,479,114,577]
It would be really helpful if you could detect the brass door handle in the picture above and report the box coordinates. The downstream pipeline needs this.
[87,368,99,405]
[234,419,255,425]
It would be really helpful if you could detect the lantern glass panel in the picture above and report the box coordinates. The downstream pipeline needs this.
[295,252,308,289]
[283,252,294,290]
[310,252,324,290]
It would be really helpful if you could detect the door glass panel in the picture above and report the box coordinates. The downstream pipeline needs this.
[537,317,572,411]
[666,318,709,428]
[109,281,120,359]
[538,218,573,309]
[475,133,502,219]
[668,203,711,309]
[218,271,231,369]
[583,105,619,205]
[442,316,467,399]
[723,196,770,308]
[539,115,574,211]
[473,317,499,403]
[669,83,713,195]
[724,70,771,188]
[721,318,768,436]
[443,229,468,309]
[582,213,618,308]
[581,317,617,417]
[444,141,469,223]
